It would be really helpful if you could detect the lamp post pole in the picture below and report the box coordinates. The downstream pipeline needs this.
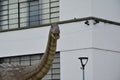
[78,57,88,80]
[82,66,85,80]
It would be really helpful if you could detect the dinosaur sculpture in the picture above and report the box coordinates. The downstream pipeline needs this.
[0,23,60,80]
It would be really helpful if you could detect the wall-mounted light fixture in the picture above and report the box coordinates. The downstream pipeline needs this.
[84,21,90,25]
[93,20,99,25]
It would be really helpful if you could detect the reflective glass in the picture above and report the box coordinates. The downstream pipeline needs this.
[0,0,59,31]
[9,23,18,29]
[9,19,18,24]
[9,14,18,19]
[9,9,18,14]
[0,25,8,30]
[9,0,18,4]
[9,4,18,9]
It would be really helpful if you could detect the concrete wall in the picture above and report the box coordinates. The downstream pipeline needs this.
[93,49,120,80]
[92,0,120,22]
[58,22,92,51]
[0,27,50,56]
[60,0,120,22]
[60,0,92,21]
[93,23,120,51]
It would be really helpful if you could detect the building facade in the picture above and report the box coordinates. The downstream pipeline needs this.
[0,0,120,80]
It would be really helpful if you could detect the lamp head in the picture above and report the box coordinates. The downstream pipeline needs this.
[78,57,88,69]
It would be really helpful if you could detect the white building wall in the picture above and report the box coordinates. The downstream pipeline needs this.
[60,0,120,22]
[60,0,92,21]
[92,0,120,22]
[59,0,120,80]
[58,23,93,51]
[0,27,50,56]
[93,23,120,51]
[92,49,120,80]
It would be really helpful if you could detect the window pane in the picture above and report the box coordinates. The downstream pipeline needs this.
[20,17,28,23]
[53,58,60,63]
[11,61,19,65]
[41,8,49,14]
[0,20,8,25]
[20,12,28,17]
[9,19,18,24]
[30,16,39,22]
[1,58,10,63]
[10,57,19,62]
[30,1,38,6]
[20,8,28,13]
[0,10,8,15]
[41,19,49,24]
[52,75,60,79]
[9,4,18,9]
[51,12,59,17]
[9,0,18,4]
[9,14,18,19]
[31,55,41,60]
[31,60,40,65]
[41,0,49,3]
[9,24,18,29]
[51,2,59,7]
[0,1,8,5]
[0,25,8,30]
[40,3,49,9]
[41,14,49,19]
[9,9,18,14]
[21,61,29,65]
[52,63,60,68]
[30,5,39,11]
[0,16,8,20]
[21,56,30,61]
[51,0,59,2]
[51,7,59,12]
[0,5,8,10]
[53,68,60,73]
[50,17,59,23]
[20,3,28,8]
[20,22,28,28]
[19,0,27,2]
[30,11,39,16]
[30,21,39,26]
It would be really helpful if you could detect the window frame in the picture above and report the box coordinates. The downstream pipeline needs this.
[0,0,59,32]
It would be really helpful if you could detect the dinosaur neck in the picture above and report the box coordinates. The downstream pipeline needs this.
[25,31,58,80]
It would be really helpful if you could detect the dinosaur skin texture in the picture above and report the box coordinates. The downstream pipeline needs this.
[0,24,60,80]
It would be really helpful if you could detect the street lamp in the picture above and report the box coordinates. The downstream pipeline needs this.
[78,57,88,80]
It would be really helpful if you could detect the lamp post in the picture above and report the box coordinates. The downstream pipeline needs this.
[78,57,88,80]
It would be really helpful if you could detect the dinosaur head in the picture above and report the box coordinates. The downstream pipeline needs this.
[50,23,60,39]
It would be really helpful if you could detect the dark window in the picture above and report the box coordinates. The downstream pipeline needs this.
[0,0,59,31]
[0,52,60,80]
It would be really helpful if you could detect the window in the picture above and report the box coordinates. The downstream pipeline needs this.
[0,52,60,80]
[0,0,59,30]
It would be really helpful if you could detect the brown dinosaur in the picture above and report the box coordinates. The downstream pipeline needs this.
[0,24,60,80]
